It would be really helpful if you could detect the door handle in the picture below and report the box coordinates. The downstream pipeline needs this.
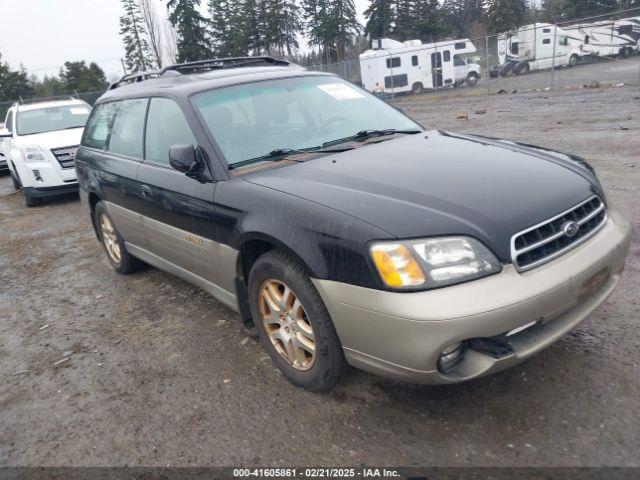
[140,185,153,200]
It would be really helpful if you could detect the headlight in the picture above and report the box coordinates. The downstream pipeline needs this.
[371,236,501,290]
[22,146,47,163]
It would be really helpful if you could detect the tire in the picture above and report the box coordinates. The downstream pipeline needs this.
[618,48,628,59]
[569,55,579,67]
[94,201,143,274]
[516,62,530,75]
[503,63,515,77]
[466,73,479,87]
[411,82,423,94]
[248,250,346,392]
[11,171,21,190]
[24,193,42,207]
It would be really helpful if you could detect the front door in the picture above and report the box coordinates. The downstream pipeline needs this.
[136,97,219,283]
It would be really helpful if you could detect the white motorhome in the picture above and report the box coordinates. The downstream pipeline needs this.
[564,16,640,58]
[360,38,479,94]
[494,23,584,76]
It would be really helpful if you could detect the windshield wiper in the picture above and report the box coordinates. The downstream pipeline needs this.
[228,146,322,170]
[322,128,421,148]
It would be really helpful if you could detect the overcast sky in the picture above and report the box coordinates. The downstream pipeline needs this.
[0,0,370,81]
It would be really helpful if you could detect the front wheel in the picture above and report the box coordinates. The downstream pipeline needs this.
[466,73,479,87]
[95,201,142,274]
[248,250,346,392]
[11,170,21,190]
[569,55,579,67]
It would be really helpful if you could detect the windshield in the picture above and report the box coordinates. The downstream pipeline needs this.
[192,76,421,166]
[17,104,91,136]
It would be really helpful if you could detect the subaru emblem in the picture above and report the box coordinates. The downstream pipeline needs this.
[562,221,580,238]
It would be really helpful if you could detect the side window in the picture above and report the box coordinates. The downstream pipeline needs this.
[108,98,148,159]
[386,57,401,68]
[82,102,119,150]
[443,51,451,62]
[411,55,418,66]
[543,28,551,33]
[145,98,196,167]
[542,38,551,45]
[585,35,590,44]
[454,56,465,67]
[454,42,466,50]
[5,109,14,132]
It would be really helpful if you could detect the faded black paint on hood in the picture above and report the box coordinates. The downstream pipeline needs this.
[244,130,602,262]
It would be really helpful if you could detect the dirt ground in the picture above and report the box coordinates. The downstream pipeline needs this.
[1,84,639,468]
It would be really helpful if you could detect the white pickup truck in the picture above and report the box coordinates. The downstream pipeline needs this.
[0,97,91,206]
[454,55,481,87]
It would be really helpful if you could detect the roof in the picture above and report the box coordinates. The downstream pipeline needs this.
[16,98,88,112]
[98,60,332,103]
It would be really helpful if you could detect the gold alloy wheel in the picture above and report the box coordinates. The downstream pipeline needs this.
[99,213,122,264]
[259,279,316,371]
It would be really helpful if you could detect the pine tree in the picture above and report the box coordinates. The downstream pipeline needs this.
[394,0,417,41]
[261,0,302,56]
[364,0,394,39]
[328,0,361,61]
[442,0,485,37]
[209,0,246,56]
[414,0,442,42]
[302,0,331,57]
[120,0,155,72]
[167,0,212,62]
[242,0,264,54]
[485,0,527,33]
[0,55,33,102]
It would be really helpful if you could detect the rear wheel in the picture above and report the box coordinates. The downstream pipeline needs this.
[516,62,530,75]
[569,55,579,67]
[248,250,346,392]
[95,201,142,274]
[411,82,423,94]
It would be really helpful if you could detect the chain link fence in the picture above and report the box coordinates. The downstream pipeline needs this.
[306,7,640,100]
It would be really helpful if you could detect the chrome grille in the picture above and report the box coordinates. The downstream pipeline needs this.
[511,196,606,272]
[51,145,78,169]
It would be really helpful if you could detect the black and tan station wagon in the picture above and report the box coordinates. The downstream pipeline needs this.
[75,57,631,392]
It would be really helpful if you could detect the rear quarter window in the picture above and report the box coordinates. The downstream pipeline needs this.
[82,102,119,150]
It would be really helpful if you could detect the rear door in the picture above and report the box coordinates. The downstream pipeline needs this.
[137,96,219,282]
[79,99,149,247]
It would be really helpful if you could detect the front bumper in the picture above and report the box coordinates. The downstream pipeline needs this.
[23,183,79,199]
[313,208,632,384]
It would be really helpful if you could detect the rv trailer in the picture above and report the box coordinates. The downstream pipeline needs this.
[563,16,640,58]
[359,38,479,94]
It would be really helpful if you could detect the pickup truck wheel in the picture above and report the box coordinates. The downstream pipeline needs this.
[248,250,346,392]
[466,73,479,86]
[95,201,142,274]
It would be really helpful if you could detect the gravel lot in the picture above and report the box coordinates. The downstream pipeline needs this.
[1,81,639,467]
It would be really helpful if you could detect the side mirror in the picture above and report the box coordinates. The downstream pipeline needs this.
[169,144,196,173]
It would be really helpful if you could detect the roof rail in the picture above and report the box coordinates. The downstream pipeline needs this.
[108,70,160,90]
[17,94,78,105]
[159,56,292,75]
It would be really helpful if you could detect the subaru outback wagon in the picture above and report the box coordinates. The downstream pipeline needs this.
[75,57,631,392]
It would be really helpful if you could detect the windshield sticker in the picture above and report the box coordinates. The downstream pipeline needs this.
[318,83,364,101]
[70,107,90,115]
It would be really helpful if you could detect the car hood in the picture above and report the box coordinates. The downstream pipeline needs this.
[13,127,84,149]
[244,130,602,261]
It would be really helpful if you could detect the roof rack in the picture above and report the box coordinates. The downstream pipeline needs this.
[107,57,295,90]
[108,70,160,90]
[17,94,77,105]
[159,56,292,75]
